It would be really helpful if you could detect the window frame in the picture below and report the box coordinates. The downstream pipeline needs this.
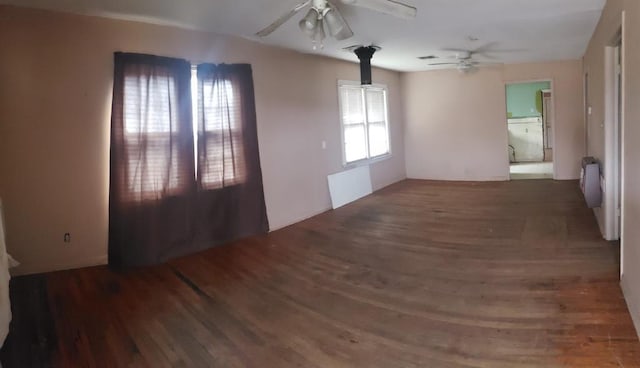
[337,80,392,167]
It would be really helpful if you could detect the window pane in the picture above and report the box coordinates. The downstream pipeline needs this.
[344,124,367,163]
[365,89,386,123]
[122,67,182,199]
[368,121,389,157]
[124,73,177,134]
[339,83,390,164]
[340,87,365,125]
[198,76,246,189]
[202,80,237,131]
[199,132,246,189]
[126,136,180,199]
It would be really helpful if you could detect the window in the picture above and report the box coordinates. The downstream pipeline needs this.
[121,65,190,200]
[195,67,247,190]
[338,82,390,165]
[110,54,268,267]
[122,59,246,199]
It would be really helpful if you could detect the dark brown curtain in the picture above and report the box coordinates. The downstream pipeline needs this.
[109,53,195,268]
[110,57,268,267]
[192,64,269,250]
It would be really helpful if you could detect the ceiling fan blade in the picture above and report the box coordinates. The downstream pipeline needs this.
[256,0,311,37]
[428,62,459,66]
[441,47,470,53]
[475,49,526,58]
[473,42,499,54]
[474,52,498,60]
[473,61,504,65]
[340,0,417,19]
[473,43,526,57]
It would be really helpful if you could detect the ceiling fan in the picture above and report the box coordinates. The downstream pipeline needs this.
[256,0,417,49]
[425,43,515,72]
[427,51,488,73]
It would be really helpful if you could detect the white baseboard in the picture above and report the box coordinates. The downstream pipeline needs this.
[10,255,108,277]
[621,275,640,340]
[268,207,331,232]
[269,176,407,232]
[406,174,510,182]
[373,175,408,191]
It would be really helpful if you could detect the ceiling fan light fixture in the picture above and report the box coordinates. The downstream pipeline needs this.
[312,18,326,49]
[256,0,418,50]
[456,51,471,60]
[324,7,354,40]
[299,8,320,32]
[298,19,314,37]
[457,63,473,73]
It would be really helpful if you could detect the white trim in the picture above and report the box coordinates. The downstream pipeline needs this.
[545,80,557,180]
[603,39,623,242]
[603,46,615,240]
[10,254,109,277]
[337,79,387,89]
[620,11,626,278]
[584,71,590,156]
[343,152,393,170]
[268,207,331,232]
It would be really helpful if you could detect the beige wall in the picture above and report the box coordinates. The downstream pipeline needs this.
[583,0,623,163]
[403,61,584,181]
[0,6,406,275]
[583,0,624,234]
[403,67,510,181]
[584,0,640,335]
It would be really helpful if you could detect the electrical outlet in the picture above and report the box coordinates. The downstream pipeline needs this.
[64,233,71,243]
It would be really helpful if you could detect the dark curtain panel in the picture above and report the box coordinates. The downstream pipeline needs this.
[109,53,195,268]
[192,64,269,251]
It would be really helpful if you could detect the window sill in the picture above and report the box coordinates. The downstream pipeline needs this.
[343,153,392,169]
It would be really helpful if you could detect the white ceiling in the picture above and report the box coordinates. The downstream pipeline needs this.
[1,0,606,72]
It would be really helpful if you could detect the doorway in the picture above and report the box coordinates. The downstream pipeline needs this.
[506,81,554,180]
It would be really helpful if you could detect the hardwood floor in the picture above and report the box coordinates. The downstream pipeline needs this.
[2,179,639,367]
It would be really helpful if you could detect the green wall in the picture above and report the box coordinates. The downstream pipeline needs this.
[506,81,551,118]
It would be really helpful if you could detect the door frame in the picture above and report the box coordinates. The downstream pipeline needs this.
[504,79,557,180]
[603,27,624,243]
[541,89,553,151]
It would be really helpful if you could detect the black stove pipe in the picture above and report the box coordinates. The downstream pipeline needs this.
[353,46,378,85]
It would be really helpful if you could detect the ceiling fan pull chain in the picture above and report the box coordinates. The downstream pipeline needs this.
[312,40,324,50]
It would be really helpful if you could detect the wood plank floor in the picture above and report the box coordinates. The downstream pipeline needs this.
[2,179,640,367]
